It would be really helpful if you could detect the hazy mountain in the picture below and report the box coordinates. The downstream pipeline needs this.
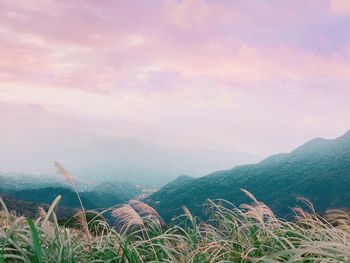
[0,185,139,211]
[89,181,141,201]
[0,104,259,186]
[146,131,350,221]
[0,173,141,210]
[0,172,70,190]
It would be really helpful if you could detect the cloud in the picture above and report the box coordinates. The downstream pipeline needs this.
[1,0,350,154]
[329,0,350,14]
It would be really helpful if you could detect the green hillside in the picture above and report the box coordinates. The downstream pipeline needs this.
[146,131,350,222]
[0,181,141,211]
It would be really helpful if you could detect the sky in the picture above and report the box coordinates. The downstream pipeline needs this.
[1,0,350,155]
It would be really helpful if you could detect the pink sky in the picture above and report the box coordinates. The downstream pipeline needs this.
[1,0,350,155]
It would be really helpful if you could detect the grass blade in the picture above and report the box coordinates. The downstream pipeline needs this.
[42,195,61,227]
[27,218,43,263]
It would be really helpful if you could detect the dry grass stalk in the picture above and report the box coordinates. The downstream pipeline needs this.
[240,188,259,204]
[37,206,47,219]
[239,189,275,224]
[240,202,275,224]
[326,209,350,232]
[75,209,92,243]
[112,204,144,230]
[129,200,159,217]
[297,196,316,214]
[54,161,74,185]
[54,161,92,247]
[293,207,309,221]
[129,199,164,227]
[182,206,194,222]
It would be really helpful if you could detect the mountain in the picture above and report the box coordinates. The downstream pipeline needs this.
[0,175,141,210]
[0,194,75,219]
[0,187,122,210]
[51,135,258,186]
[0,104,258,187]
[146,131,350,222]
[88,181,141,201]
[0,180,142,222]
[0,172,70,190]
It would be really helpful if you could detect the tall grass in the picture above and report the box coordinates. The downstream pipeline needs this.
[1,165,350,262]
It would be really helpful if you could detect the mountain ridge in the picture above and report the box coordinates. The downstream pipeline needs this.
[146,130,350,222]
[0,103,258,186]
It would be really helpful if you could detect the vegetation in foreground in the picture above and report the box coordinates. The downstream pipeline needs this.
[1,163,350,262]
[1,191,350,262]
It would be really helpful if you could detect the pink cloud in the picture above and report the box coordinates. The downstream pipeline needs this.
[1,0,350,154]
[329,0,350,14]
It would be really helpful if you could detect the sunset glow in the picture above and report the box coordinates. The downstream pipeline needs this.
[1,0,350,154]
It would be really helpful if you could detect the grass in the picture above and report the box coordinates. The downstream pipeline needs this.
[1,194,350,262]
[1,165,350,262]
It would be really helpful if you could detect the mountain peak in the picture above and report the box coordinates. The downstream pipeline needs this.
[147,130,350,222]
[291,130,350,155]
[291,137,328,155]
[340,130,350,139]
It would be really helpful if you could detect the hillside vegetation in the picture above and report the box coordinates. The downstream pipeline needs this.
[146,131,350,222]
[2,155,350,262]
[0,195,75,219]
[0,180,141,211]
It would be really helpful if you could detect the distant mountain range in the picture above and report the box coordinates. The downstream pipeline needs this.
[146,131,350,221]
[0,172,70,190]
[0,104,258,187]
[0,175,141,214]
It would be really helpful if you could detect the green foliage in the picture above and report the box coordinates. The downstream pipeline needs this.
[27,218,43,263]
[146,131,350,222]
[1,132,350,261]
[0,181,141,219]
[1,186,122,210]
[60,211,106,235]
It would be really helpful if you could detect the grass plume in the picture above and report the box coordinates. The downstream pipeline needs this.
[1,194,350,262]
[2,172,350,262]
